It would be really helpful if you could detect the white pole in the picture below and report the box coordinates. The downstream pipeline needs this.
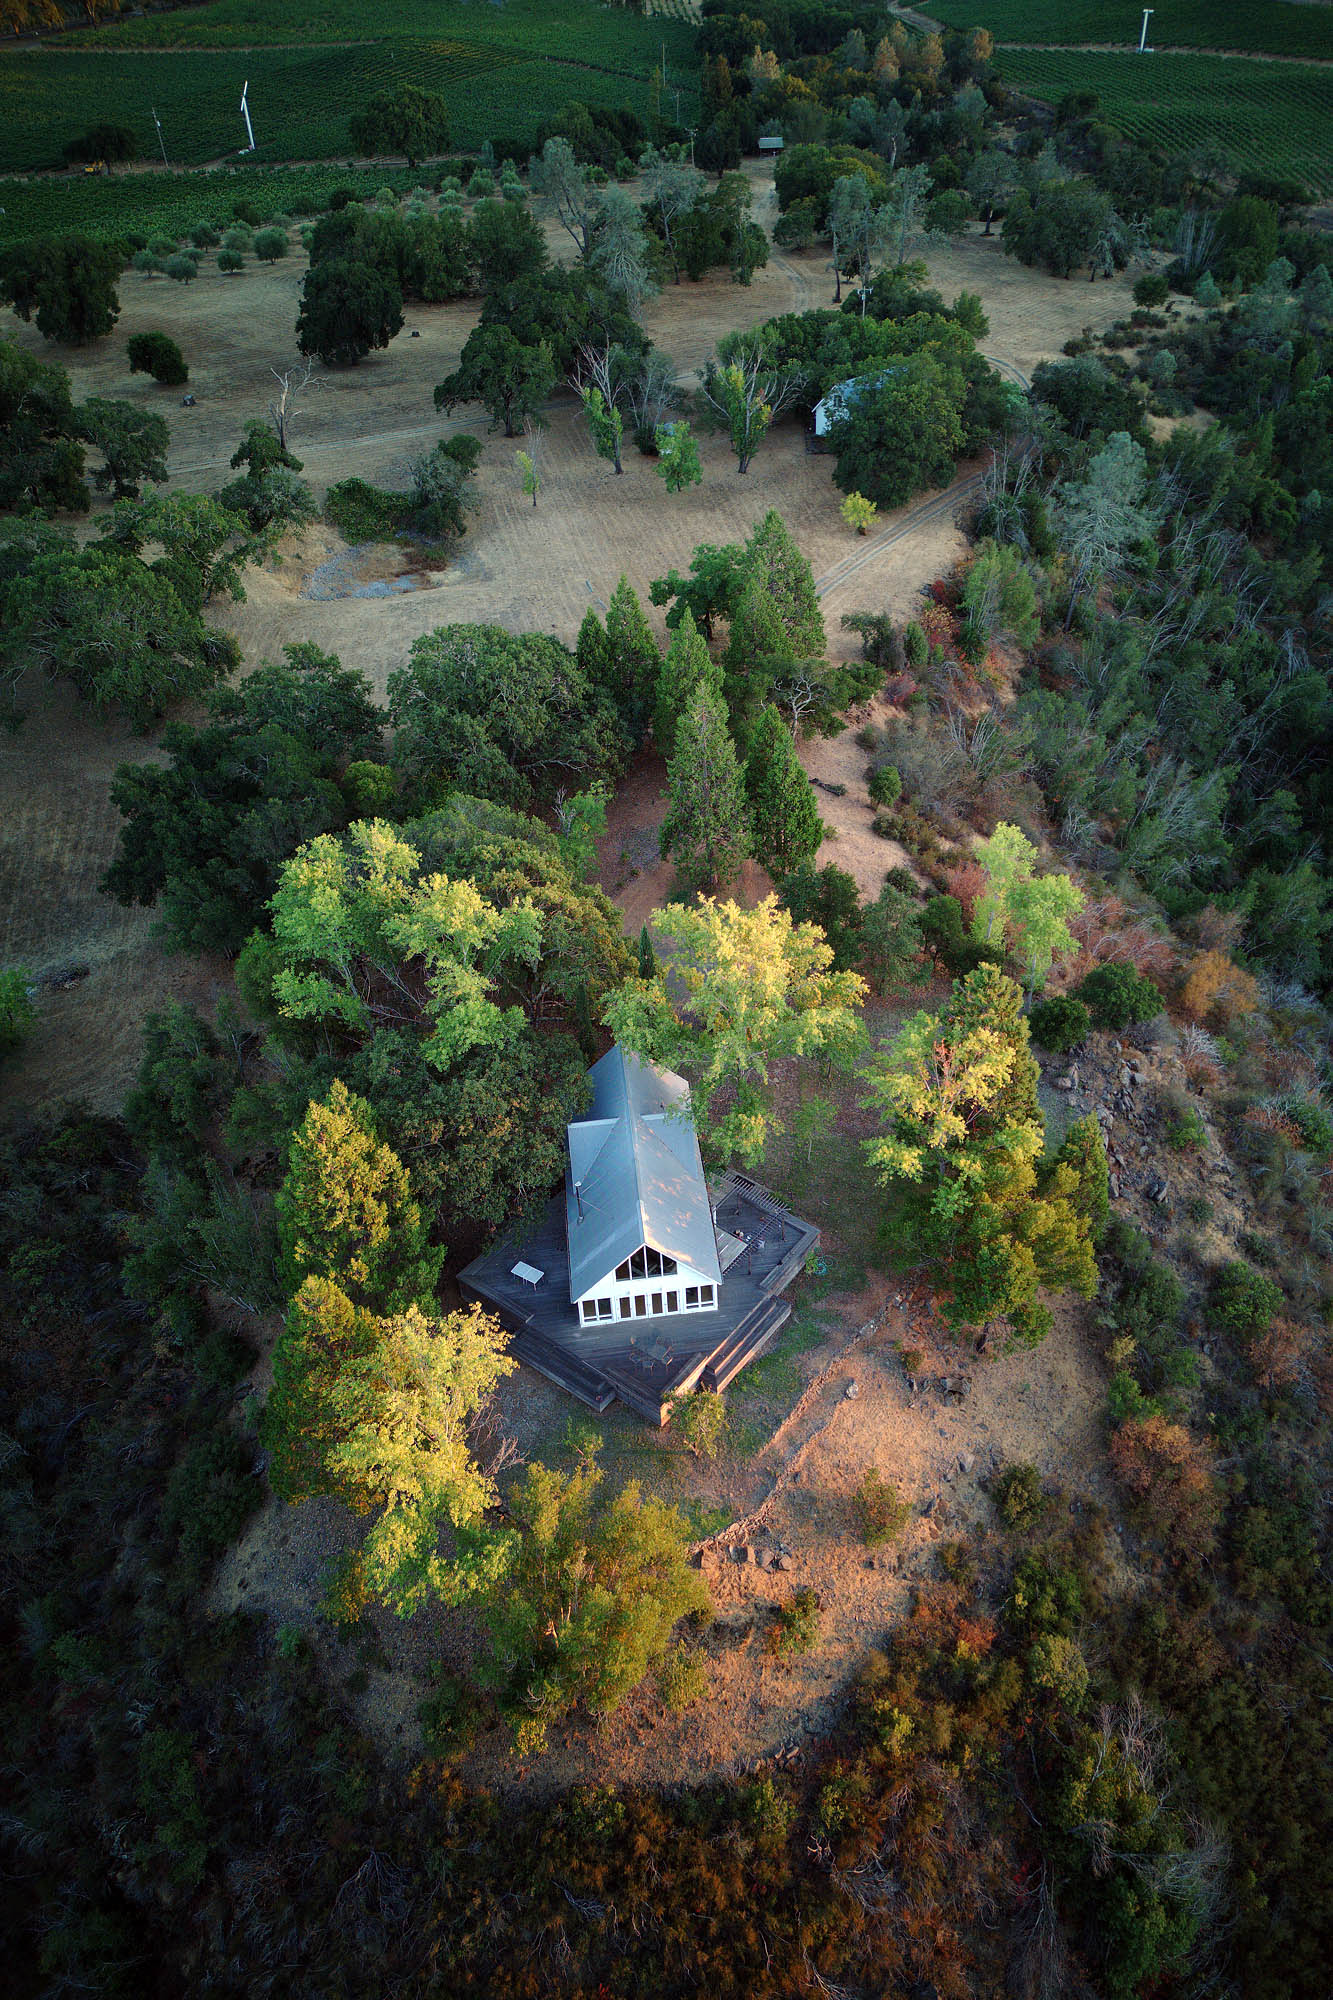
[240,80,256,153]
[1138,9,1154,53]
[152,107,168,168]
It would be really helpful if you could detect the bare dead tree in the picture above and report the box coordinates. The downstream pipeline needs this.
[268,358,318,453]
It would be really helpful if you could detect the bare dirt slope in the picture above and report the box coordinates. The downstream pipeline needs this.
[214,1278,1115,1794]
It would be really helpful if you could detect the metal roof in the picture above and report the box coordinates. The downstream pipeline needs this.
[565,1046,722,1301]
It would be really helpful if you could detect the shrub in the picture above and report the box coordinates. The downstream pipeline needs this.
[254,228,288,263]
[127,330,187,385]
[160,1426,258,1567]
[321,1549,370,1629]
[1285,1096,1333,1157]
[341,759,396,816]
[992,1461,1046,1529]
[938,1540,978,1588]
[164,254,198,284]
[190,223,221,249]
[1210,1262,1283,1342]
[218,249,244,274]
[1075,961,1163,1030]
[1133,272,1170,308]
[867,762,902,807]
[0,967,34,1053]
[1028,994,1091,1052]
[1180,948,1259,1026]
[323,476,410,541]
[1109,1412,1221,1557]
[902,620,928,667]
[467,169,496,198]
[655,1642,707,1713]
[1027,1631,1090,1710]
[148,234,177,259]
[221,226,253,255]
[1008,1551,1082,1635]
[674,1389,728,1460]
[769,1586,821,1657]
[741,1775,796,1843]
[1164,1103,1207,1151]
[1237,1228,1277,1268]
[232,198,262,226]
[418,1670,482,1756]
[853,1469,911,1546]
[854,724,878,751]
[131,249,161,273]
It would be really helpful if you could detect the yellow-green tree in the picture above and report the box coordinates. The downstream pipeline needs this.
[604,894,865,1163]
[262,1278,513,1616]
[972,821,1084,994]
[476,1448,709,1750]
[840,491,878,536]
[862,967,1095,1346]
[275,1078,443,1311]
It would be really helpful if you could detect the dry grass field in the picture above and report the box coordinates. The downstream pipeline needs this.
[0,174,1155,1790]
[0,176,1138,1113]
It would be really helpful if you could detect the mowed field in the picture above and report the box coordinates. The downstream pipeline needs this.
[0,0,699,172]
[0,173,1142,1114]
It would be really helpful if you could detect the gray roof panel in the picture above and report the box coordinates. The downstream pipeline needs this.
[565,1047,721,1299]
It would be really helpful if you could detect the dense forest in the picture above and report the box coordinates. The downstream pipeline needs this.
[2,7,1331,1997]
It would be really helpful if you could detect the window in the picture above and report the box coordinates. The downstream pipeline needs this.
[662,1255,677,1274]
[619,1297,632,1319]
[630,1247,647,1279]
[665,1291,678,1313]
[685,1286,699,1309]
[634,1294,647,1316]
[700,1284,714,1306]
[651,1292,663,1316]
[615,1258,631,1282]
[581,1301,598,1323]
[597,1297,612,1320]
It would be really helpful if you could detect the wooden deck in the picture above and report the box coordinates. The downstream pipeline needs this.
[459,1172,820,1424]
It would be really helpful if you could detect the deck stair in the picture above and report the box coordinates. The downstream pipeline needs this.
[509,1327,616,1412]
[702,1297,791,1393]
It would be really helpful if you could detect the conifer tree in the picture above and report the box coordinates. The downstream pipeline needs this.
[744,704,824,876]
[275,1079,443,1314]
[604,573,660,746]
[653,604,719,758]
[575,603,611,693]
[723,571,794,741]
[746,509,825,660]
[659,681,752,889]
[637,923,656,980]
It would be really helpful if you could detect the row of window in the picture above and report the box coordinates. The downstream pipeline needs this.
[614,1247,677,1281]
[581,1284,715,1324]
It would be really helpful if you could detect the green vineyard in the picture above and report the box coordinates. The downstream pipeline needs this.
[993,47,1333,192]
[0,1,700,178]
[0,161,450,246]
[932,0,1333,61]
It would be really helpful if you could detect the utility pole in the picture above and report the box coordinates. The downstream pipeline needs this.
[151,107,167,168]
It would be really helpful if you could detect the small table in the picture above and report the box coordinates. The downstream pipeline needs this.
[511,1261,544,1290]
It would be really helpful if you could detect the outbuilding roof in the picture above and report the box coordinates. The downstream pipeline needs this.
[565,1046,722,1301]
